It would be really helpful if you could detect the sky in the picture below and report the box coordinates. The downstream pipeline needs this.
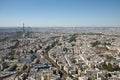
[0,0,120,27]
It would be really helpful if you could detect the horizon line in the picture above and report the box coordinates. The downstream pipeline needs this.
[0,26,120,28]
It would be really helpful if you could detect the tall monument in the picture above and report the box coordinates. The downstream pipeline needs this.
[23,23,25,33]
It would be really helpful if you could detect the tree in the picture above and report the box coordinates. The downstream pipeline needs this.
[30,50,34,54]
[91,41,101,47]
[71,58,76,64]
[106,55,116,61]
[69,33,77,43]
[88,77,95,80]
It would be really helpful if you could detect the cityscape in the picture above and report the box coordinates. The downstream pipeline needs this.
[0,0,120,80]
[0,26,120,80]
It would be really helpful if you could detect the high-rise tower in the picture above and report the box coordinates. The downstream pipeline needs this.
[23,23,25,33]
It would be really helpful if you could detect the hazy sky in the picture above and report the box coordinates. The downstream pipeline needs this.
[0,0,120,27]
